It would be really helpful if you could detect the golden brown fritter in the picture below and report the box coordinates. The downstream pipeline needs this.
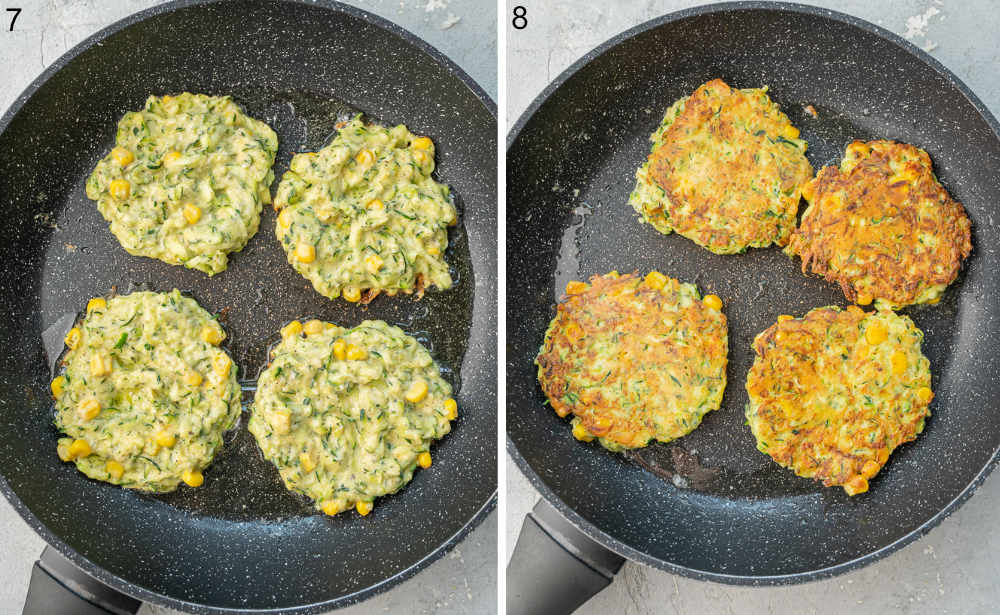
[629,79,813,254]
[536,271,728,451]
[786,140,972,308]
[745,306,934,496]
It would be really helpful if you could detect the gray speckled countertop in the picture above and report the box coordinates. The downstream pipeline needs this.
[0,1,496,613]
[506,1,1000,614]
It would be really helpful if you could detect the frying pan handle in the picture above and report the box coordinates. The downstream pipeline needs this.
[507,499,625,615]
[22,547,141,615]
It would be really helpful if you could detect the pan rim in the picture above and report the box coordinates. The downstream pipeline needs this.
[506,0,1000,586]
[0,0,497,612]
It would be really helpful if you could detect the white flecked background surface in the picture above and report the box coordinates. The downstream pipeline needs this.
[506,1,1000,614]
[0,1,496,613]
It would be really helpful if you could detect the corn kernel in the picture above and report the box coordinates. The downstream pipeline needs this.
[182,203,201,225]
[333,339,347,360]
[367,198,384,210]
[78,398,101,421]
[856,292,874,306]
[282,320,303,338]
[277,208,292,229]
[184,370,203,387]
[50,376,66,398]
[342,286,362,303]
[321,500,341,516]
[890,351,907,375]
[703,294,723,311]
[801,180,816,202]
[781,125,800,140]
[90,354,112,377]
[865,322,888,345]
[844,476,869,496]
[212,353,232,378]
[65,327,82,349]
[417,451,432,468]
[106,460,125,480]
[86,297,106,314]
[356,501,373,516]
[303,320,325,336]
[444,398,458,420]
[346,344,368,361]
[644,271,667,290]
[427,245,440,256]
[163,150,182,165]
[273,410,292,434]
[201,325,223,345]
[847,142,871,157]
[405,379,428,403]
[774,331,786,343]
[155,431,176,448]
[110,147,134,166]
[355,149,374,165]
[861,460,881,479]
[917,387,934,403]
[412,136,433,150]
[68,439,91,459]
[109,179,131,200]
[57,442,73,462]
[414,150,429,165]
[565,280,587,295]
[299,452,316,473]
[365,254,384,273]
[295,243,316,263]
[777,314,794,323]
[572,422,594,442]
[593,416,612,431]
[182,469,204,487]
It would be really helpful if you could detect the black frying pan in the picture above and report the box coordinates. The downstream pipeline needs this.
[0,0,496,612]
[506,2,1000,612]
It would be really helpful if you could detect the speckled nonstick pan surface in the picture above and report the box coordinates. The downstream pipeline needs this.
[507,2,1000,583]
[0,0,496,612]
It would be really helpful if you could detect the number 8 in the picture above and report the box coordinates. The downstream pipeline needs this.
[512,6,527,30]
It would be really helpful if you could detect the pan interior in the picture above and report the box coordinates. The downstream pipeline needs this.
[0,0,496,610]
[507,6,1000,580]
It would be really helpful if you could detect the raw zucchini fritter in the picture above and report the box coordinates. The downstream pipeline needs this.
[274,116,457,303]
[51,290,240,492]
[745,306,934,495]
[86,93,278,275]
[536,271,728,451]
[786,140,972,308]
[630,79,813,254]
[249,319,457,517]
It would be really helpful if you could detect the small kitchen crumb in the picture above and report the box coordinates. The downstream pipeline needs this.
[440,13,460,29]
[903,6,940,40]
[804,104,819,118]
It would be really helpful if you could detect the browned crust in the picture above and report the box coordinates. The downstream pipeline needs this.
[645,79,812,252]
[787,140,972,306]
[746,306,931,492]
[536,272,727,449]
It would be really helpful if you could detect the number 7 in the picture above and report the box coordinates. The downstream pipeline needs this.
[7,8,21,31]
